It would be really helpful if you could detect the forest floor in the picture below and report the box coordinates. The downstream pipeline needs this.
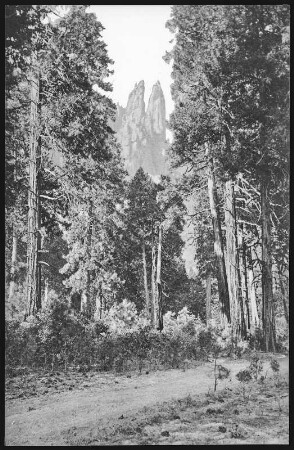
[5,353,288,446]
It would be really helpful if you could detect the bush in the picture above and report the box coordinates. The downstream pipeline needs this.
[7,298,264,376]
[163,308,205,337]
[249,353,263,380]
[236,369,252,383]
[248,326,265,351]
[198,328,215,355]
[5,315,41,368]
[275,316,289,352]
[103,299,141,333]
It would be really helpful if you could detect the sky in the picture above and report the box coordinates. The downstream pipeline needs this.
[87,5,174,120]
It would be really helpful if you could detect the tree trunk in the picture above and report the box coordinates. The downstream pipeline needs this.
[247,248,260,330]
[224,180,238,337]
[278,266,288,324]
[142,239,150,317]
[237,221,250,335]
[235,218,247,339]
[85,199,93,317]
[8,227,18,304]
[8,144,18,306]
[44,277,49,305]
[241,230,250,331]
[206,149,230,325]
[26,54,41,316]
[151,226,157,327]
[156,224,163,331]
[261,178,276,352]
[206,273,212,325]
[96,280,104,319]
[81,292,87,313]
[36,169,42,312]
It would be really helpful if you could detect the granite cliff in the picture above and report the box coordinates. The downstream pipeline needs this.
[112,80,168,177]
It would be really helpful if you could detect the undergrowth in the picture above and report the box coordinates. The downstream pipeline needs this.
[5,297,288,376]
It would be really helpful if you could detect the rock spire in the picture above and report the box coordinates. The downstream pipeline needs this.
[112,80,168,177]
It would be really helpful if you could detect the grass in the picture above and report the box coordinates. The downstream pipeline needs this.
[64,374,289,446]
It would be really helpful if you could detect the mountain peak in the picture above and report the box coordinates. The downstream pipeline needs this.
[146,81,166,137]
[113,81,168,177]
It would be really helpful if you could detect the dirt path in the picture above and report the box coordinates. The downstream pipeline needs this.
[5,355,288,446]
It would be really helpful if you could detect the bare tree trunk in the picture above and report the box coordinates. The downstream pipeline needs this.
[224,180,238,337]
[8,228,18,303]
[206,273,212,325]
[142,239,150,317]
[96,280,103,319]
[247,248,260,330]
[235,219,247,339]
[85,200,93,317]
[44,277,48,305]
[8,144,18,305]
[151,226,157,327]
[206,149,230,325]
[81,292,87,313]
[261,178,276,352]
[156,224,163,331]
[241,232,250,331]
[278,266,288,324]
[26,54,41,316]
[36,171,42,312]
[238,221,250,334]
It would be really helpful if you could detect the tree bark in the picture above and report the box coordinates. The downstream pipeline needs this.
[247,248,260,329]
[142,239,150,317]
[278,266,288,324]
[8,227,18,304]
[241,230,250,331]
[235,217,247,339]
[206,273,212,325]
[44,277,49,305]
[156,224,163,331]
[151,225,157,327]
[26,53,41,316]
[8,144,18,306]
[85,199,93,317]
[237,221,250,335]
[36,167,42,312]
[206,149,230,325]
[224,180,238,336]
[96,280,104,319]
[261,178,276,352]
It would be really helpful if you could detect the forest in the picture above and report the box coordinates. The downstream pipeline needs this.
[5,2,289,425]
[5,4,290,446]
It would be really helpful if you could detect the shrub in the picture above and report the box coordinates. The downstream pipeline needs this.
[87,320,109,337]
[249,353,263,380]
[236,369,252,383]
[162,308,204,336]
[248,326,265,351]
[103,299,148,333]
[234,340,250,358]
[275,316,289,352]
[197,328,217,358]
[270,357,280,374]
[7,297,264,376]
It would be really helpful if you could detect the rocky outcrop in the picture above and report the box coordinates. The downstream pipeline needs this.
[145,81,166,138]
[113,80,168,177]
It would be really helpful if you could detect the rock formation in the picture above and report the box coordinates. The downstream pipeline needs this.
[112,80,168,177]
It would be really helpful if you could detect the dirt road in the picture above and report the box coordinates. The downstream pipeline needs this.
[5,355,288,446]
